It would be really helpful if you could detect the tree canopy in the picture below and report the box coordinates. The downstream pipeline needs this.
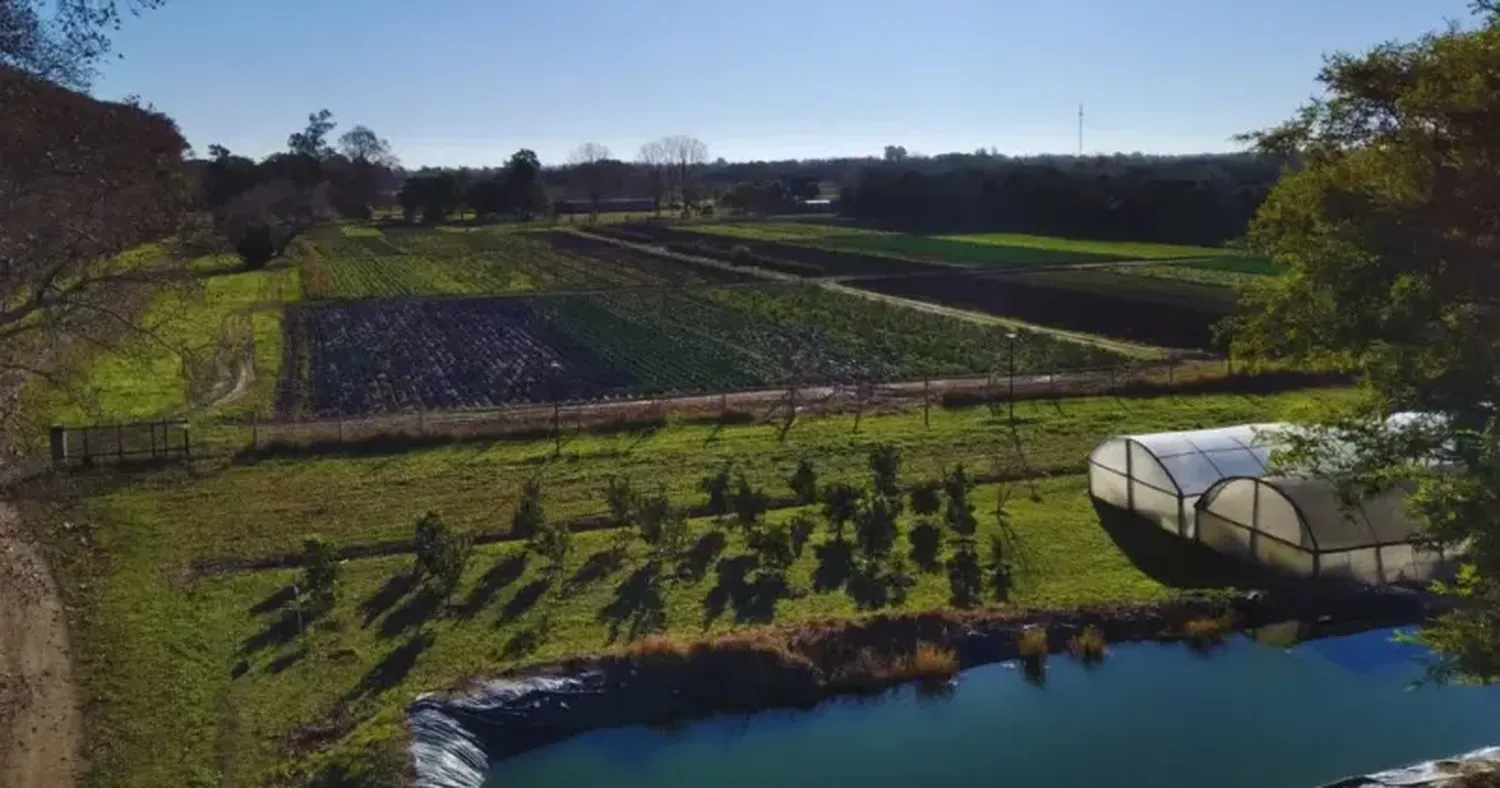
[1230,9,1500,680]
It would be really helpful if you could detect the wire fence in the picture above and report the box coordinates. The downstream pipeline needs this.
[49,420,191,467]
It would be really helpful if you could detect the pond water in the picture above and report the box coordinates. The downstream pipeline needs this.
[488,626,1500,788]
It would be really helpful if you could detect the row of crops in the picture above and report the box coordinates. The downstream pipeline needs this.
[295,226,753,300]
[281,284,1125,418]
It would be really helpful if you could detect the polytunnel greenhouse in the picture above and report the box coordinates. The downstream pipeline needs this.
[1087,424,1287,539]
[1195,476,1445,584]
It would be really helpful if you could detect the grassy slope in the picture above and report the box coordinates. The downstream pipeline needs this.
[22,261,299,429]
[43,386,1360,785]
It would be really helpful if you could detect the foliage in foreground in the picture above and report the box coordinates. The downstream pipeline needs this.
[1231,4,1500,681]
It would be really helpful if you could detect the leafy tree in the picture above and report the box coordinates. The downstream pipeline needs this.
[1,0,166,89]
[749,521,795,575]
[820,482,863,542]
[1230,6,1500,680]
[788,458,818,505]
[787,512,817,558]
[907,521,942,570]
[511,479,545,540]
[501,148,547,220]
[635,491,689,562]
[411,512,471,598]
[700,463,732,519]
[853,495,900,564]
[287,109,336,159]
[943,464,978,539]
[730,474,770,534]
[605,476,639,528]
[869,443,902,502]
[946,543,982,607]
[338,125,396,166]
[299,535,340,617]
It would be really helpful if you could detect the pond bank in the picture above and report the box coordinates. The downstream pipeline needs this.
[409,586,1437,788]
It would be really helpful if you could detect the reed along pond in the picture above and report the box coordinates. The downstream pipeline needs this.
[486,627,1500,787]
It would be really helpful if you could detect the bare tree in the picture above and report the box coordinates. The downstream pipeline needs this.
[636,139,668,216]
[657,135,708,216]
[1,66,192,442]
[567,142,612,219]
[0,0,165,88]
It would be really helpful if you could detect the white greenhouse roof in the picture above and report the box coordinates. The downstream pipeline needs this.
[1089,423,1290,497]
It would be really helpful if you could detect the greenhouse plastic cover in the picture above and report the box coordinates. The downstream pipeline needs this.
[1091,423,1288,495]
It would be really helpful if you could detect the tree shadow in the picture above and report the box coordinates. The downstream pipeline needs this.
[502,626,543,660]
[847,565,891,610]
[564,547,626,596]
[702,553,758,627]
[345,631,435,703]
[267,647,307,674]
[679,530,727,583]
[248,585,297,615]
[907,523,943,572]
[241,610,302,655]
[499,578,552,623]
[359,571,416,628]
[599,564,666,643]
[813,540,854,592]
[1092,500,1271,590]
[377,587,444,639]
[457,555,527,618]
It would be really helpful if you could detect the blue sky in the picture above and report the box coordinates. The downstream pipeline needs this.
[96,0,1476,167]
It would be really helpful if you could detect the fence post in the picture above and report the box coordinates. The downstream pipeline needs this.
[49,426,66,466]
[251,415,258,451]
[923,377,931,429]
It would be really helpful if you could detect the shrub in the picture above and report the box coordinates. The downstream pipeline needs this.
[412,512,471,598]
[701,464,733,518]
[853,495,899,563]
[1183,615,1233,648]
[730,244,756,266]
[987,533,1013,601]
[907,521,942,570]
[749,521,795,573]
[787,513,817,558]
[1017,626,1049,661]
[511,479,545,539]
[909,480,942,517]
[869,443,902,501]
[901,643,960,680]
[945,543,982,607]
[788,458,818,505]
[638,490,688,560]
[530,518,571,570]
[605,476,639,527]
[1067,625,1107,665]
[299,535,340,617]
[943,464,978,539]
[821,482,863,542]
[730,474,770,533]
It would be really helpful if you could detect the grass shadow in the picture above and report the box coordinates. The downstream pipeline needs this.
[359,571,416,628]
[457,555,527,618]
[679,530,727,583]
[565,547,626,595]
[1092,499,1271,590]
[599,563,666,643]
[813,539,854,592]
[499,578,552,623]
[377,587,444,639]
[267,647,307,674]
[345,631,435,702]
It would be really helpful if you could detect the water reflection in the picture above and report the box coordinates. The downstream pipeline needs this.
[489,626,1500,788]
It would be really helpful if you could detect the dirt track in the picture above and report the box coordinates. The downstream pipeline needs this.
[0,500,79,788]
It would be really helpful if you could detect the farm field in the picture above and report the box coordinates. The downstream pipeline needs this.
[28,385,1358,785]
[281,283,1124,417]
[687,221,1254,268]
[1099,257,1281,288]
[297,225,754,300]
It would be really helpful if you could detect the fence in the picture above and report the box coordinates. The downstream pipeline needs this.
[50,420,191,467]
[239,357,1330,456]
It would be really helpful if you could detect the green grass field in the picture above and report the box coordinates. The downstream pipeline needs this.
[1099,257,1282,289]
[27,385,1360,785]
[689,221,1251,268]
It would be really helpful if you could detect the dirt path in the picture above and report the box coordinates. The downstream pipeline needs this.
[0,500,80,788]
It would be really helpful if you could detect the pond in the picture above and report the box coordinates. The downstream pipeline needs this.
[487,626,1500,788]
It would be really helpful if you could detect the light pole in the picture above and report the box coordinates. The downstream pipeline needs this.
[1005,332,1018,426]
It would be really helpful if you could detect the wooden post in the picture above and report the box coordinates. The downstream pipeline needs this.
[923,377,931,429]
[49,426,66,466]
[182,424,191,459]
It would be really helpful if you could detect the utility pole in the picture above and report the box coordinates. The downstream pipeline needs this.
[1078,104,1084,157]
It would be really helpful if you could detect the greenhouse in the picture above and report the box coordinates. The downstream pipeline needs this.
[1195,476,1445,584]
[1087,424,1287,538]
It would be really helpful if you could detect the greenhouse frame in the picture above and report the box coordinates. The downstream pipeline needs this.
[1195,476,1445,584]
[1086,424,1287,539]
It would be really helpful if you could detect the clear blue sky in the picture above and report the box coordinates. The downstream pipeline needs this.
[95,0,1477,168]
